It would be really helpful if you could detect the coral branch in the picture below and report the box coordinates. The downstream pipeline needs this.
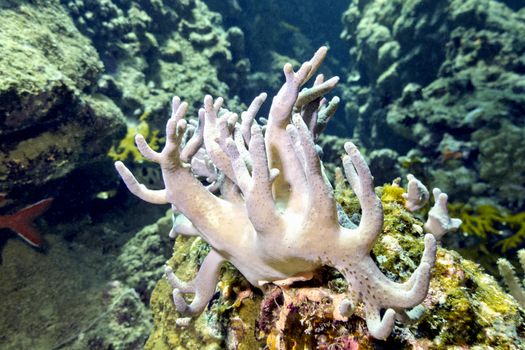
[165,249,225,323]
[403,174,429,212]
[115,47,443,340]
[424,188,462,240]
[497,250,525,308]
[343,142,383,248]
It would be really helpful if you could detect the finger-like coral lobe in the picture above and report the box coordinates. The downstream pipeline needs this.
[116,47,438,339]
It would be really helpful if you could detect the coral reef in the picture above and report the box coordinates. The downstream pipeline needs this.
[62,0,242,119]
[146,181,524,349]
[340,0,525,212]
[117,48,462,342]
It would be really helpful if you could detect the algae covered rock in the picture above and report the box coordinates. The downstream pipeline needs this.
[0,1,125,200]
[143,184,525,349]
[340,0,525,211]
[62,0,241,120]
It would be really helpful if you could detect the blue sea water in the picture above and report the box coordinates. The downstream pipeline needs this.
[0,0,524,348]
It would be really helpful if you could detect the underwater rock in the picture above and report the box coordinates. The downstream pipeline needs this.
[341,0,525,211]
[145,185,525,349]
[0,1,126,204]
[113,211,174,303]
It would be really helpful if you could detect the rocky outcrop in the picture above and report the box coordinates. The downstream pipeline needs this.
[0,1,126,204]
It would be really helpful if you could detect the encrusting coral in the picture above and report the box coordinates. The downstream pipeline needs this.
[115,47,459,340]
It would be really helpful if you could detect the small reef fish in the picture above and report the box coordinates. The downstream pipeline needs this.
[0,194,53,248]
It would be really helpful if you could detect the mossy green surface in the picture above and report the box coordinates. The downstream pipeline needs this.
[0,1,102,133]
[0,1,126,196]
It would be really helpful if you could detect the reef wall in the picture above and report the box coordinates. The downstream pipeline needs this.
[341,0,525,211]
[61,0,244,120]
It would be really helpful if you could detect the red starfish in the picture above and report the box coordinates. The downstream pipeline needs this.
[0,194,53,248]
